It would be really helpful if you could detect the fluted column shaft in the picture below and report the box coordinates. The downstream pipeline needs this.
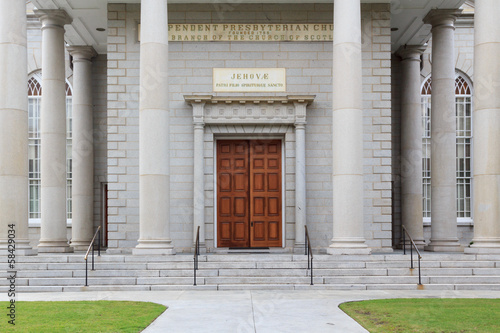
[67,46,97,251]
[36,9,73,253]
[328,0,370,254]
[133,0,174,255]
[424,9,462,252]
[0,0,35,255]
[397,45,427,249]
[467,0,500,253]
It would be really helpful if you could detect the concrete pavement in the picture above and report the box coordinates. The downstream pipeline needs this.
[4,290,500,332]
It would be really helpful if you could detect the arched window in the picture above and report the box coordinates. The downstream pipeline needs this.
[28,73,73,223]
[421,71,473,222]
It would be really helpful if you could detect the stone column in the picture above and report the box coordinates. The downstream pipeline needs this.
[294,102,306,250]
[192,101,205,249]
[35,9,73,253]
[133,0,174,255]
[423,9,462,252]
[67,46,97,251]
[466,0,500,253]
[328,0,370,254]
[397,45,427,249]
[0,0,36,255]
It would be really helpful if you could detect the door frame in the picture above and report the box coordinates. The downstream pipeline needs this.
[214,136,286,248]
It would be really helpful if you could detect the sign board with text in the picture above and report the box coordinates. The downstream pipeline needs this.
[213,68,287,92]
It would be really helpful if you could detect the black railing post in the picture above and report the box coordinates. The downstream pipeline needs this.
[193,226,200,286]
[91,242,95,271]
[84,226,102,287]
[418,256,422,285]
[193,257,197,286]
[310,257,313,285]
[85,259,88,287]
[98,228,101,257]
[304,226,307,256]
[410,241,414,269]
[403,227,406,255]
[402,226,423,286]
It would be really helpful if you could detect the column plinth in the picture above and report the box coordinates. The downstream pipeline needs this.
[465,0,500,254]
[35,9,73,253]
[397,45,427,250]
[67,46,97,251]
[423,9,463,252]
[328,0,370,255]
[133,0,174,255]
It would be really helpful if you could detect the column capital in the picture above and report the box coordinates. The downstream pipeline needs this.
[67,45,97,62]
[293,101,307,126]
[423,9,462,28]
[396,45,427,61]
[34,9,72,28]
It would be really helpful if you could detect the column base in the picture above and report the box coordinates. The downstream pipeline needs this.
[133,239,176,255]
[37,240,73,253]
[327,239,371,255]
[0,239,37,256]
[71,245,92,252]
[399,239,426,251]
[425,239,462,252]
[327,247,371,255]
[70,240,93,252]
[465,239,500,254]
[192,242,207,254]
[294,242,306,254]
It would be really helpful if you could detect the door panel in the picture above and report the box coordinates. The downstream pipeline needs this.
[250,140,282,247]
[217,141,249,247]
[217,139,282,248]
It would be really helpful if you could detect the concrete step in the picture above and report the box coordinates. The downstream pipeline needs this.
[3,252,500,292]
[216,268,388,277]
[387,268,473,276]
[44,263,149,270]
[147,262,258,270]
[28,277,138,286]
[429,276,500,284]
[136,277,203,285]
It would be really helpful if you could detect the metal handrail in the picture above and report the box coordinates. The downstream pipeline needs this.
[84,226,101,287]
[193,226,200,286]
[305,226,313,285]
[402,225,422,285]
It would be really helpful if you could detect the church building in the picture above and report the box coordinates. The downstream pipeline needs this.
[1,0,499,256]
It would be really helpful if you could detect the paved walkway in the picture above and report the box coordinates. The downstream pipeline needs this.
[4,290,500,332]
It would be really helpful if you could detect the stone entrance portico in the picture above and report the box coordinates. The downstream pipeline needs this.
[2,0,500,256]
[185,95,313,252]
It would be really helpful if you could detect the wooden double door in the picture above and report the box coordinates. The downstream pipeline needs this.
[217,140,282,248]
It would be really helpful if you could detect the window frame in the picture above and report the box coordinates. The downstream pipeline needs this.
[420,71,474,226]
[27,73,73,227]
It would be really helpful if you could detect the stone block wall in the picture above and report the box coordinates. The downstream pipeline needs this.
[106,3,393,253]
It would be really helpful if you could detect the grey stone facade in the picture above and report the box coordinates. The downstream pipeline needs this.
[104,3,392,253]
[21,1,482,254]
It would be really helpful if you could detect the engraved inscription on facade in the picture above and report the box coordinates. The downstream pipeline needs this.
[139,24,334,42]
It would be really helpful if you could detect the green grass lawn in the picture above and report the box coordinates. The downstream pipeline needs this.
[0,300,166,332]
[340,298,500,333]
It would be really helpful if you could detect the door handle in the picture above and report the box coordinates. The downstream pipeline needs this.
[251,222,254,227]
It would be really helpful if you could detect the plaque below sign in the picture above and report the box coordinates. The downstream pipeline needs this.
[213,68,286,93]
